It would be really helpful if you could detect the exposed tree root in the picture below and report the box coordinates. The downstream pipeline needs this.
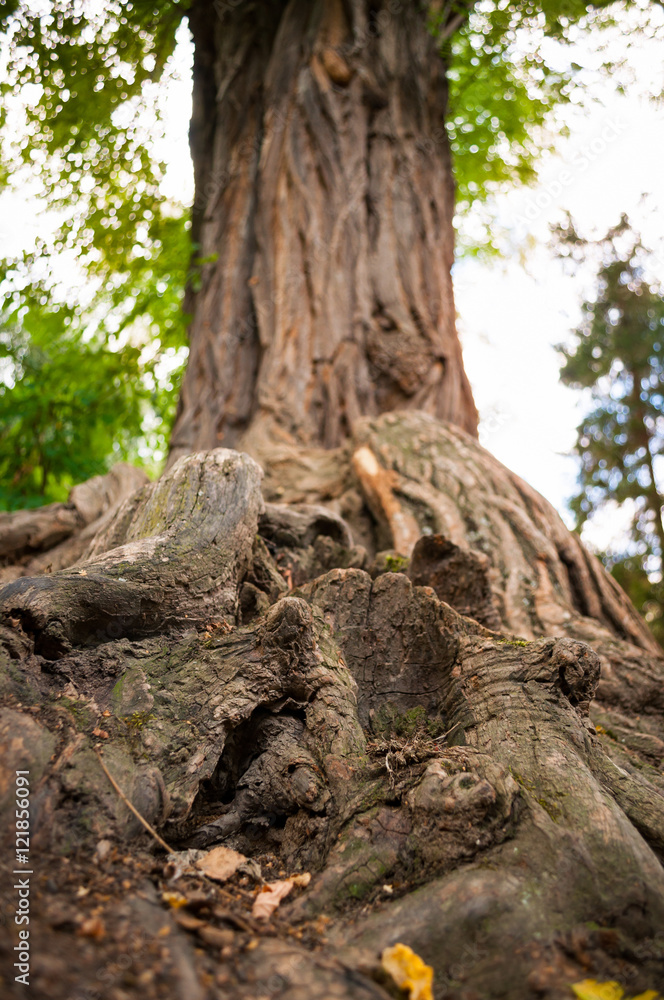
[1,414,664,999]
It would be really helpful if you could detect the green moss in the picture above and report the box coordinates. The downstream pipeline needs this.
[385,553,409,573]
[535,796,562,822]
[337,853,390,903]
[58,696,94,730]
[0,651,39,702]
[370,702,445,739]
[123,710,153,731]
[496,637,530,647]
[510,769,566,822]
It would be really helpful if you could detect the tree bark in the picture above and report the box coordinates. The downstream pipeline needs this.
[169,0,478,465]
[2,416,664,999]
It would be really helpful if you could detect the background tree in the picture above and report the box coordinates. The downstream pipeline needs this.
[555,213,664,645]
[0,281,183,507]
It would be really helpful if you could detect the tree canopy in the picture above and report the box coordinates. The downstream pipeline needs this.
[555,213,664,644]
[0,0,662,507]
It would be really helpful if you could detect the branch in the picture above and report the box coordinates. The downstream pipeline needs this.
[434,1,476,42]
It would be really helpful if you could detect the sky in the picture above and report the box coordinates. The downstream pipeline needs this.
[1,4,663,551]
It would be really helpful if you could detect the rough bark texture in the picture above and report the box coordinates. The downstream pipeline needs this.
[169,0,478,464]
[2,414,664,999]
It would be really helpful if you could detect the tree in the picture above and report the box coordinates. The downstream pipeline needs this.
[555,214,664,645]
[0,286,177,507]
[2,4,664,1000]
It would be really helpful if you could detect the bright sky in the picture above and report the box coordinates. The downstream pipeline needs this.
[1,6,663,553]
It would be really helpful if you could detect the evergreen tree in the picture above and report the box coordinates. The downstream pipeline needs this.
[555,213,664,644]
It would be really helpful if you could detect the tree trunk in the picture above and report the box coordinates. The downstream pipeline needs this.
[2,415,664,999]
[168,0,478,465]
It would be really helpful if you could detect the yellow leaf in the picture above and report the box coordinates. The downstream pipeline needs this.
[572,982,660,1000]
[381,943,434,1000]
[571,982,624,1000]
[161,891,188,909]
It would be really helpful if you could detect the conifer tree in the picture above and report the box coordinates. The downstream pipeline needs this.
[556,213,664,643]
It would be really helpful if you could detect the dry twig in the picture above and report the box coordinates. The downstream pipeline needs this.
[95,749,174,854]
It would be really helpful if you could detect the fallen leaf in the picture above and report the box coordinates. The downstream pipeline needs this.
[381,943,434,1000]
[195,845,247,882]
[78,917,105,940]
[162,891,188,909]
[572,984,659,1000]
[252,881,294,919]
[92,728,109,739]
[251,873,311,920]
[572,984,624,1000]
[174,911,207,932]
[94,839,113,863]
[290,872,311,888]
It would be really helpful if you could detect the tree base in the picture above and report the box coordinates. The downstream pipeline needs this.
[1,413,664,999]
